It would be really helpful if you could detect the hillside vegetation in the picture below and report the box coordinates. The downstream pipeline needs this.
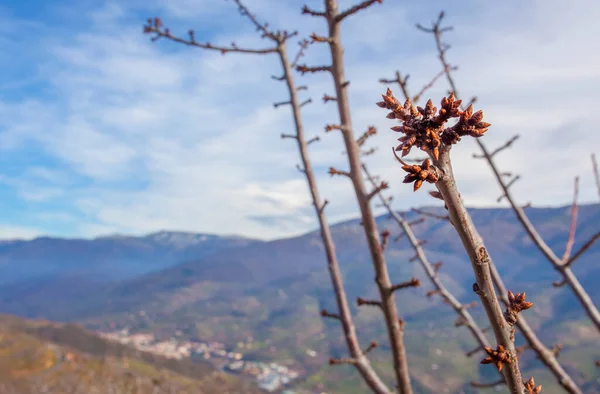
[0,314,262,394]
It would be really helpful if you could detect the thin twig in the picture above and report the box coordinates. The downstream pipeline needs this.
[561,177,579,262]
[416,11,584,392]
[592,154,600,201]
[144,3,391,392]
[363,164,506,386]
[300,1,413,392]
[410,207,450,221]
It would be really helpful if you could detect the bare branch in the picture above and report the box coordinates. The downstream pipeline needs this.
[412,65,457,103]
[381,229,390,251]
[318,199,329,214]
[565,230,600,267]
[329,167,351,178]
[490,135,520,157]
[310,32,332,43]
[291,39,310,68]
[361,147,378,156]
[357,126,378,146]
[364,341,378,355]
[301,5,326,17]
[274,100,292,108]
[357,297,383,308]
[296,64,332,74]
[496,175,520,203]
[303,2,412,391]
[323,93,337,103]
[300,98,312,107]
[380,71,411,103]
[367,181,390,201]
[470,379,505,389]
[593,153,600,200]
[362,163,504,386]
[144,4,391,392]
[551,343,563,358]
[390,278,420,293]
[320,309,341,320]
[307,136,320,145]
[330,357,357,365]
[408,217,425,227]
[325,124,344,132]
[415,15,585,389]
[281,133,297,140]
[143,18,277,54]
[336,0,383,22]
[230,0,280,41]
[410,207,450,221]
[379,90,525,391]
[466,346,483,358]
[552,279,566,288]
[561,177,579,262]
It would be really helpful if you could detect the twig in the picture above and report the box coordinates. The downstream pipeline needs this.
[276,32,391,394]
[565,230,600,267]
[379,89,526,393]
[410,207,450,221]
[363,163,505,387]
[336,0,383,22]
[145,3,391,393]
[470,379,505,388]
[143,18,277,54]
[416,11,584,392]
[412,66,456,103]
[561,177,579,262]
[592,154,600,201]
[478,140,600,331]
[300,1,412,392]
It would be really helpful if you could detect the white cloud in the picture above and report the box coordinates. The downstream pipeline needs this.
[0,0,598,240]
[0,225,42,240]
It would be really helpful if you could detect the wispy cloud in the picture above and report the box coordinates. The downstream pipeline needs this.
[0,0,598,240]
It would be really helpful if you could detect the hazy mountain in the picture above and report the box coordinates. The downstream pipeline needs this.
[0,204,598,393]
[0,314,262,394]
[0,231,260,315]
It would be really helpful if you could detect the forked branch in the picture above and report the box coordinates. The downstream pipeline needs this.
[143,2,390,392]
[299,1,413,392]
[378,89,526,392]
[419,10,600,333]
[405,12,585,391]
[363,163,505,386]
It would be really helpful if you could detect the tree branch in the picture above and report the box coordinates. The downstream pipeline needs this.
[336,0,383,22]
[390,278,420,293]
[362,163,505,387]
[275,37,391,394]
[143,18,277,54]
[415,14,584,391]
[593,153,600,201]
[296,64,332,74]
[561,177,579,262]
[489,135,520,157]
[379,90,525,392]
[410,208,450,221]
[304,2,413,391]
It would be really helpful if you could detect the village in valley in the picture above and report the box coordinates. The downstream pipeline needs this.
[98,328,301,392]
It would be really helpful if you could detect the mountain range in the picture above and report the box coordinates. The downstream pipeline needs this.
[0,204,598,393]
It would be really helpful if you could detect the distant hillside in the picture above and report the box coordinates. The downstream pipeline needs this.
[0,231,259,285]
[0,204,598,393]
[0,231,260,317]
[0,314,262,394]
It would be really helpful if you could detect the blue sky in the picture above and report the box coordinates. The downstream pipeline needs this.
[0,0,599,240]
